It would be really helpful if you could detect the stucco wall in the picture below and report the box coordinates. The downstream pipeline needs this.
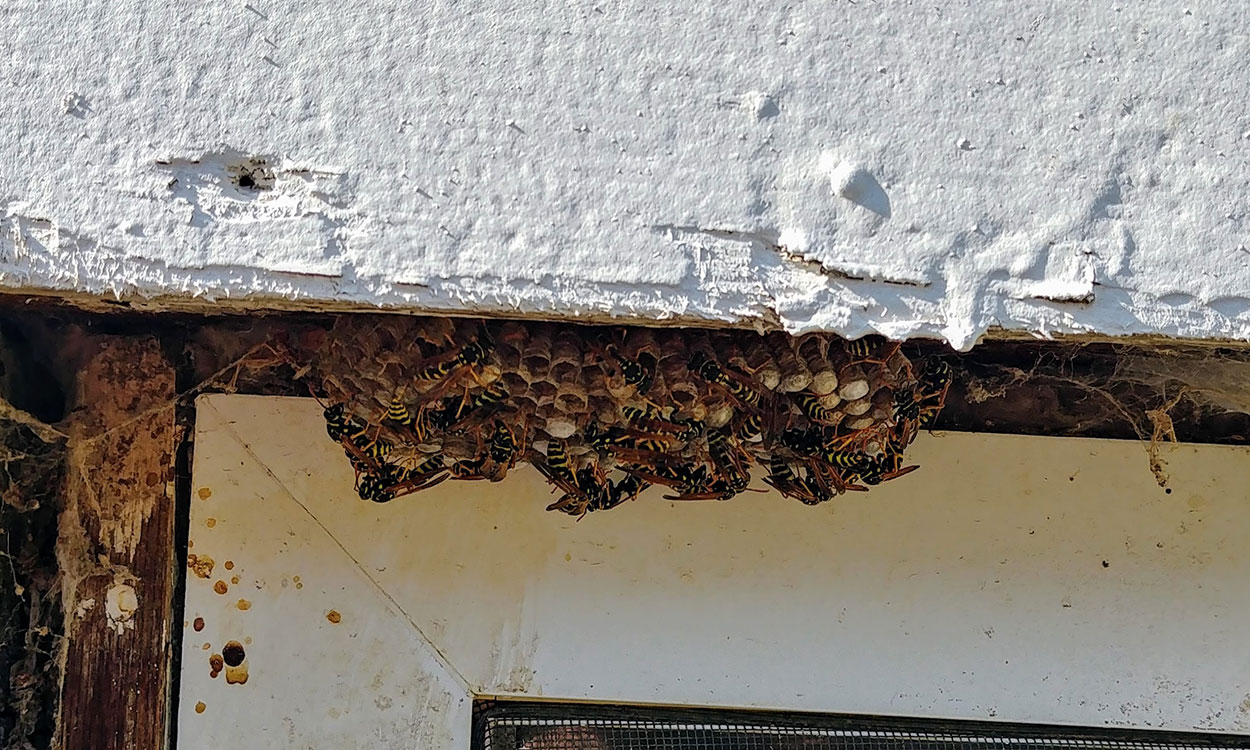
[3,2,1249,349]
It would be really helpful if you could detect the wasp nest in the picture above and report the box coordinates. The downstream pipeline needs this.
[297,318,951,516]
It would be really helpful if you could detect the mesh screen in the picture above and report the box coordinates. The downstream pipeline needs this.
[475,702,1249,750]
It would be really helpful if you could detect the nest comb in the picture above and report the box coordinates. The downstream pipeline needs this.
[291,317,952,515]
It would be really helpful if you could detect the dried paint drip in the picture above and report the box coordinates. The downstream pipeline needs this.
[186,553,214,579]
[295,318,952,514]
[222,640,249,685]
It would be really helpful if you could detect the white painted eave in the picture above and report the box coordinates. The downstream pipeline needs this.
[3,2,1249,350]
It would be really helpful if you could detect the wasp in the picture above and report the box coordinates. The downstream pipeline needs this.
[621,405,704,441]
[794,392,838,423]
[545,463,614,518]
[764,455,826,505]
[845,336,900,365]
[448,457,487,480]
[535,439,577,487]
[688,351,762,408]
[356,456,449,503]
[856,454,919,485]
[601,343,656,394]
[916,359,952,427]
[735,412,763,440]
[351,433,393,461]
[706,429,751,492]
[324,403,367,442]
[414,324,495,383]
[608,473,651,507]
[487,420,521,467]
[585,423,672,454]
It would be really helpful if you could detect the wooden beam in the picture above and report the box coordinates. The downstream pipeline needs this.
[56,336,177,750]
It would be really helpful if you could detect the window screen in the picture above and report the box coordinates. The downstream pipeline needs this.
[474,701,1248,750]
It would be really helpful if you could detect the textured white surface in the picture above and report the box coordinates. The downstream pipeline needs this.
[182,394,1250,747]
[5,2,1250,348]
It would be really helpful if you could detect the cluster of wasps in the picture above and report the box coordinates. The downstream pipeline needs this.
[308,318,951,516]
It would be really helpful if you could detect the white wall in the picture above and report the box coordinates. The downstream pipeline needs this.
[4,2,1250,349]
[180,395,1250,748]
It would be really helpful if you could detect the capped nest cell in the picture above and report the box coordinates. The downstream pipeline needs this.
[293,318,951,516]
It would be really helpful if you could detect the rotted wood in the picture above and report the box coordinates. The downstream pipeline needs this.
[56,337,176,750]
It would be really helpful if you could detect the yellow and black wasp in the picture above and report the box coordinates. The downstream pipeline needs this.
[585,423,673,454]
[687,351,763,408]
[413,323,495,384]
[356,455,449,503]
[763,455,832,505]
[793,392,838,424]
[597,342,656,395]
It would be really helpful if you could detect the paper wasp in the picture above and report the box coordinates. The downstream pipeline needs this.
[688,351,763,408]
[413,323,495,384]
[355,455,449,503]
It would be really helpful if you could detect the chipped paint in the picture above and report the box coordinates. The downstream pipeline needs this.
[5,3,1250,349]
[103,582,138,635]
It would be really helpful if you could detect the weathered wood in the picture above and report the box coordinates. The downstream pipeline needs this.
[56,337,176,750]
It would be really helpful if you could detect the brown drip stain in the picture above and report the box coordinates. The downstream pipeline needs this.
[326,609,342,624]
[202,643,211,650]
[187,554,214,579]
[222,640,246,666]
[205,518,217,528]
[197,487,212,500]
[192,616,205,632]
[187,539,194,549]
[230,575,239,585]
[208,653,223,679]
[222,640,249,685]
[236,599,251,611]
[224,560,234,570]
[195,701,206,714]
[213,580,228,595]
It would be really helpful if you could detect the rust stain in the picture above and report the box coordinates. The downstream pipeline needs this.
[224,560,234,570]
[225,665,249,685]
[187,539,194,549]
[205,518,216,528]
[326,609,341,624]
[145,471,160,486]
[192,617,205,632]
[292,575,301,584]
[244,636,252,645]
[187,553,214,579]
[197,487,212,500]
[295,582,303,590]
[236,599,251,611]
[194,701,206,714]
[230,575,239,585]
[209,653,223,679]
[213,580,228,595]
[202,643,211,650]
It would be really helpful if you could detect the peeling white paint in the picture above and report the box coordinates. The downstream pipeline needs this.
[4,3,1250,348]
[104,583,138,635]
